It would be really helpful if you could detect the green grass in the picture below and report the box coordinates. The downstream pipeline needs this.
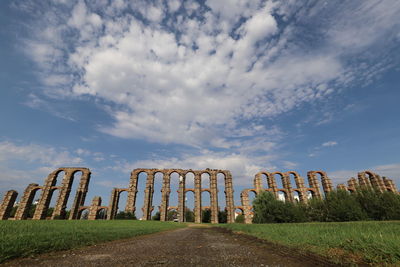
[0,220,186,263]
[220,221,400,265]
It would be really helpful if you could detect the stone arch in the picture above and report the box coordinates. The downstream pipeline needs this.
[277,189,287,202]
[358,171,385,192]
[149,171,164,220]
[14,184,42,220]
[124,169,149,218]
[292,190,301,202]
[96,208,107,220]
[168,171,185,222]
[307,171,333,199]
[78,207,90,220]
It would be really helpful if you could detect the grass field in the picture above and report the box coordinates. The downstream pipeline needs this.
[220,221,400,265]
[0,220,186,263]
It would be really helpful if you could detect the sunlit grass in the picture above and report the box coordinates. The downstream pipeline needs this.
[220,221,400,264]
[0,220,186,263]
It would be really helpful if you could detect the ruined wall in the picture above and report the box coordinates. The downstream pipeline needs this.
[109,168,235,223]
[1,167,398,222]
[337,171,399,194]
[0,190,18,220]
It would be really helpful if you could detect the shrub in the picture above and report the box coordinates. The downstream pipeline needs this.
[202,209,211,223]
[115,211,136,220]
[235,214,245,223]
[252,191,307,223]
[218,210,227,223]
[324,190,367,222]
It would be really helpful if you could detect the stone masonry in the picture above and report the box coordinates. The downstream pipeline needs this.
[0,167,398,223]
[108,168,235,223]
[0,190,18,220]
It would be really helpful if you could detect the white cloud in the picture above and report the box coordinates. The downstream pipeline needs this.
[17,0,400,155]
[322,141,338,147]
[0,141,84,195]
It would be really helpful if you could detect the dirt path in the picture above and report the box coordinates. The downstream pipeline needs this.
[3,225,338,266]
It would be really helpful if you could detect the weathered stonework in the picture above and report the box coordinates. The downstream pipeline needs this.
[108,168,235,223]
[2,167,398,223]
[337,171,399,194]
[243,170,335,223]
[0,190,18,220]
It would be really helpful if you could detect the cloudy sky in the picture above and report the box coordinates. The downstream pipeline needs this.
[1,0,400,213]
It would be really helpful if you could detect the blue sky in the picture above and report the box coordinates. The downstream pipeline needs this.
[1,0,400,215]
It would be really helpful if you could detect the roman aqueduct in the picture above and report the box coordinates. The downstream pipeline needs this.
[0,167,398,223]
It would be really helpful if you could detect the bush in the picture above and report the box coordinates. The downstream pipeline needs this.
[202,209,211,223]
[218,210,227,223]
[185,209,194,222]
[235,214,245,223]
[115,211,136,220]
[324,190,367,222]
[252,189,400,223]
[252,192,307,223]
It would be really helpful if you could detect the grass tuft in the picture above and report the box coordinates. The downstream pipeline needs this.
[220,221,400,265]
[0,220,185,263]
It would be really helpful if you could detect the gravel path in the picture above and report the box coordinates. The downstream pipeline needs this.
[3,225,338,266]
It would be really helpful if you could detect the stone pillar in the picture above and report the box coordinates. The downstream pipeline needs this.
[33,170,60,220]
[347,177,358,192]
[254,172,263,193]
[160,172,170,222]
[371,174,386,192]
[383,177,399,193]
[358,172,372,189]
[210,171,219,224]
[52,170,74,219]
[307,172,322,199]
[88,196,102,221]
[107,188,120,220]
[125,170,140,214]
[14,184,40,220]
[177,174,185,222]
[194,172,202,223]
[266,173,279,198]
[281,173,294,203]
[0,190,18,220]
[320,172,333,194]
[224,171,235,223]
[69,170,91,220]
[290,172,308,204]
[142,172,154,220]
[241,190,252,224]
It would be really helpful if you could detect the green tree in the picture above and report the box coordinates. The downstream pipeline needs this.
[252,191,307,223]
[152,211,161,221]
[185,209,195,222]
[115,211,136,220]
[167,210,178,221]
[324,190,367,221]
[218,210,227,223]
[202,209,211,223]
[235,214,245,223]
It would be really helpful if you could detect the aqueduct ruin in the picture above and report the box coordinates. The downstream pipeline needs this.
[0,167,398,223]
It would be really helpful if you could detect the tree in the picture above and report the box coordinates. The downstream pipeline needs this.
[252,191,307,223]
[324,190,367,222]
[167,210,178,221]
[235,214,245,223]
[152,211,161,220]
[115,211,136,220]
[202,209,211,223]
[185,209,195,222]
[218,210,227,223]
